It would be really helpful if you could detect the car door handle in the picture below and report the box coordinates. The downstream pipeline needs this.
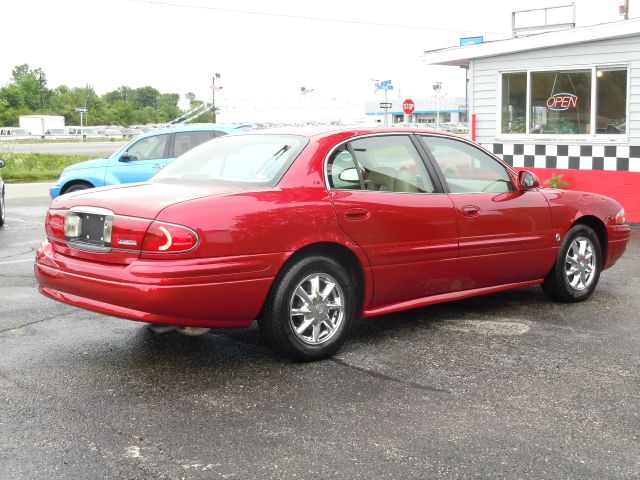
[344,208,370,221]
[152,164,164,170]
[461,205,481,217]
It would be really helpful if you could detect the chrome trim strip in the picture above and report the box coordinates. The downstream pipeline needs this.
[69,206,115,216]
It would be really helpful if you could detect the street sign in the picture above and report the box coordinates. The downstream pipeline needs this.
[75,107,88,113]
[379,102,392,109]
[402,99,415,115]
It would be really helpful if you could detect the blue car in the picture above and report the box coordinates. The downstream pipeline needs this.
[50,124,250,198]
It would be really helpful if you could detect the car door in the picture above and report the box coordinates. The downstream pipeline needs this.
[418,135,554,290]
[106,133,170,184]
[327,134,459,309]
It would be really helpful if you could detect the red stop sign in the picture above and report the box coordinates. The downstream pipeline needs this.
[403,99,415,115]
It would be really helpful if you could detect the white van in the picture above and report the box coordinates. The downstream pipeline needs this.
[0,127,31,140]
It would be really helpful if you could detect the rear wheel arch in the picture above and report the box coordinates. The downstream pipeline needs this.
[263,242,366,316]
[258,243,365,360]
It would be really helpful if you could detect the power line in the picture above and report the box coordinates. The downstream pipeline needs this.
[129,0,510,36]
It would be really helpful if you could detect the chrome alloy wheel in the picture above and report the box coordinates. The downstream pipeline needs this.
[564,236,596,291]
[289,273,345,345]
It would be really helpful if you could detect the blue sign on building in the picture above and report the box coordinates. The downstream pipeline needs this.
[460,36,484,46]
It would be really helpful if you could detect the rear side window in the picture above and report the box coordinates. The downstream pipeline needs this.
[327,146,360,189]
[173,131,214,157]
[326,135,434,193]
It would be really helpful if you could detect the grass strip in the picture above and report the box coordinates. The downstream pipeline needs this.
[0,152,94,181]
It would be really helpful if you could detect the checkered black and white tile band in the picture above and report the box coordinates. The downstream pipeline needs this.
[482,144,640,172]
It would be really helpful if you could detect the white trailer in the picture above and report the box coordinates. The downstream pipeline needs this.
[19,115,65,136]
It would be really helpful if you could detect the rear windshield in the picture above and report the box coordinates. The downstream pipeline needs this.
[150,134,307,187]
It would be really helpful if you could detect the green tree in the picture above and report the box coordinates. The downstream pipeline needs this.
[11,64,47,111]
[131,86,160,109]
[0,63,49,124]
[48,85,102,125]
[183,91,211,123]
[0,64,187,127]
[157,93,181,122]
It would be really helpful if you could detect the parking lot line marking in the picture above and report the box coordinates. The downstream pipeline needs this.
[0,258,34,265]
[5,217,28,222]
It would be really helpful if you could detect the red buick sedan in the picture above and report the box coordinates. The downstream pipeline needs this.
[35,128,631,361]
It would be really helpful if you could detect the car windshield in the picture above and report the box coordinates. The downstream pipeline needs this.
[150,134,307,186]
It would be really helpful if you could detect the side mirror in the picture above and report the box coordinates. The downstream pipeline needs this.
[518,170,539,190]
[339,168,360,183]
[120,152,133,162]
[0,160,5,168]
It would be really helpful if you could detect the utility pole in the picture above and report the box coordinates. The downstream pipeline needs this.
[39,71,44,109]
[433,82,443,129]
[212,73,220,123]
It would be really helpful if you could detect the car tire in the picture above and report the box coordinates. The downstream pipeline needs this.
[542,224,602,303]
[63,183,93,194]
[259,255,355,361]
[0,187,5,227]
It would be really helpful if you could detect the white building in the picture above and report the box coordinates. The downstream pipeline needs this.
[424,17,640,221]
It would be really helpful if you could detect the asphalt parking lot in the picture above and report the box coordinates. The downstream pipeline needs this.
[1,188,639,479]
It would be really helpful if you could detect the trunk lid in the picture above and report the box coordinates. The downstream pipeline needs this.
[46,182,240,265]
[50,182,236,218]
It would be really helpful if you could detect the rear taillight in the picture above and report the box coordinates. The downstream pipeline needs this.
[615,208,626,225]
[141,221,199,253]
[46,210,66,239]
[110,216,152,250]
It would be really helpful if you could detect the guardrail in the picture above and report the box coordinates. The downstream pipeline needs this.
[0,133,139,142]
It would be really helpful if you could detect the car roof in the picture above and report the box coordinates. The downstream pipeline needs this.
[244,125,457,140]
[137,123,250,139]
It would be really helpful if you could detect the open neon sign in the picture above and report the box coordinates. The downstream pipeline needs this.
[547,93,578,111]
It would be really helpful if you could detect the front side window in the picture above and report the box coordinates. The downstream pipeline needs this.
[421,136,514,193]
[127,134,168,160]
[348,136,435,193]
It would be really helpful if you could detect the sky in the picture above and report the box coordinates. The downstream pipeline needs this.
[0,0,634,122]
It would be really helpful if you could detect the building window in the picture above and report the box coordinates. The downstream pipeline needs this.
[596,67,627,134]
[530,69,591,134]
[500,66,627,136]
[501,72,526,133]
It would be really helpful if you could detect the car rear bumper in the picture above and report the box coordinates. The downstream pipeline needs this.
[35,241,287,328]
